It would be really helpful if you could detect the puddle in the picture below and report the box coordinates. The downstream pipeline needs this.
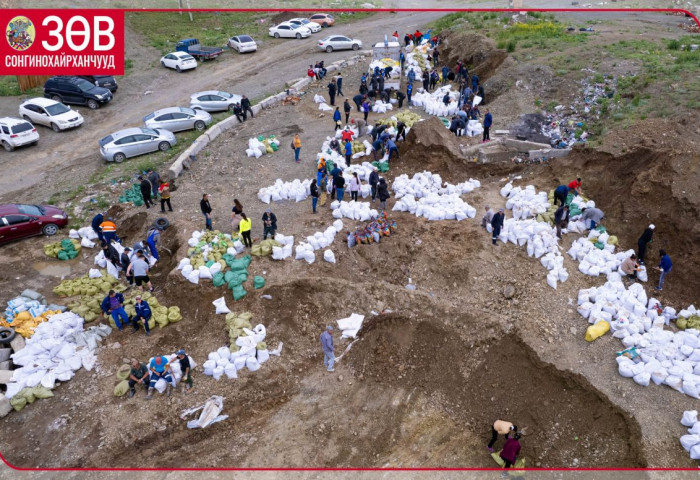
[33,261,73,277]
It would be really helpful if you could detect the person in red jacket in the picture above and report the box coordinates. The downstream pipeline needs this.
[568,177,582,196]
[341,126,354,143]
[500,432,522,472]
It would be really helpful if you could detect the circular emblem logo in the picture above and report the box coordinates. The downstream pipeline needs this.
[6,16,35,51]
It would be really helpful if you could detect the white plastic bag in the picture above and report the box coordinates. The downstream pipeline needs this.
[323,249,336,264]
[88,268,102,279]
[682,410,698,427]
[187,270,200,284]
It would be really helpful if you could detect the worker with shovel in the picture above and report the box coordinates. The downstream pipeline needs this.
[320,325,335,373]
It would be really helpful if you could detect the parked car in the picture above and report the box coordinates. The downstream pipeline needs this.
[288,18,321,33]
[160,51,198,72]
[228,35,257,53]
[0,203,68,243]
[0,117,39,152]
[175,38,224,61]
[318,35,362,52]
[43,76,112,109]
[19,98,84,132]
[308,13,335,28]
[77,75,118,92]
[190,91,243,112]
[99,127,176,163]
[143,107,211,132]
[269,22,311,39]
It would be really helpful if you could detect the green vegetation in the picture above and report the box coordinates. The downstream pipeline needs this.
[0,76,22,96]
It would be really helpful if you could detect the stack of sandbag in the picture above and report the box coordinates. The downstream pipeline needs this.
[568,236,631,278]
[44,238,81,260]
[371,100,393,114]
[392,171,480,199]
[393,193,477,221]
[68,226,99,248]
[179,230,243,284]
[7,312,110,409]
[1,290,63,338]
[500,183,550,220]
[377,111,422,129]
[257,179,312,204]
[345,162,384,187]
[404,41,430,81]
[251,239,281,257]
[466,119,483,137]
[271,234,294,260]
[245,137,265,158]
[208,255,251,301]
[331,200,378,222]
[680,411,700,460]
[409,85,460,117]
[202,312,282,380]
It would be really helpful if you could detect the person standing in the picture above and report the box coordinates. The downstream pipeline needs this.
[262,209,277,239]
[553,184,569,207]
[349,172,361,202]
[200,193,213,231]
[483,109,493,142]
[147,169,160,199]
[310,179,320,213]
[328,79,337,107]
[487,420,518,452]
[333,107,342,131]
[399,50,406,70]
[127,359,149,398]
[362,99,370,122]
[377,177,390,211]
[241,95,254,119]
[230,198,243,232]
[554,204,570,239]
[344,139,353,167]
[336,72,344,96]
[481,206,494,229]
[407,68,416,84]
[637,224,654,265]
[293,134,302,163]
[319,173,328,207]
[176,349,193,393]
[407,82,413,106]
[441,65,450,86]
[233,102,244,122]
[127,251,154,292]
[132,294,152,336]
[432,47,440,67]
[100,290,130,331]
[158,180,172,213]
[139,176,153,209]
[656,249,672,291]
[334,174,346,202]
[320,325,335,372]
[500,433,522,472]
[343,99,351,124]
[471,73,479,92]
[91,212,105,244]
[404,33,411,47]
[369,166,379,202]
[120,247,133,286]
[491,208,505,245]
[146,356,174,399]
[239,213,252,248]
[422,72,429,92]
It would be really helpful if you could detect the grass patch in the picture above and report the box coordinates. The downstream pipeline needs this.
[0,76,22,96]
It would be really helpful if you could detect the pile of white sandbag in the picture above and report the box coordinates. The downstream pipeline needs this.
[293,220,344,264]
[177,231,243,284]
[271,233,294,260]
[392,171,480,199]
[314,94,325,104]
[331,201,378,221]
[500,183,550,220]
[390,171,479,221]
[202,325,281,380]
[680,411,700,460]
[568,236,632,278]
[245,138,266,158]
[345,162,382,185]
[409,85,460,117]
[7,312,110,399]
[68,226,99,248]
[257,179,313,204]
[466,119,483,137]
[319,103,333,111]
[372,100,393,114]
[403,42,430,81]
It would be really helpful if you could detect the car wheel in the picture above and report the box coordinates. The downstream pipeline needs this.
[194,120,206,131]
[1,141,13,152]
[42,223,59,236]
[0,328,16,345]
[158,141,171,152]
[175,65,181,73]
[161,61,166,68]
[296,33,302,39]
[274,33,280,39]
[22,115,31,122]
[326,46,333,53]
[154,217,170,230]
[87,99,99,110]
[51,95,62,103]
[322,22,329,28]
[51,122,60,132]
[352,43,360,51]
[113,152,126,163]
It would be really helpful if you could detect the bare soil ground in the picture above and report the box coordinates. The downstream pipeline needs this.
[0,8,698,473]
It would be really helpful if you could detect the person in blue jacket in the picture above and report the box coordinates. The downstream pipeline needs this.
[91,212,105,244]
[553,184,570,207]
[483,109,493,142]
[333,107,341,131]
[132,294,152,336]
[406,82,413,106]
[471,73,479,92]
[101,290,130,331]
[344,139,353,167]
[656,249,673,291]
[146,227,160,263]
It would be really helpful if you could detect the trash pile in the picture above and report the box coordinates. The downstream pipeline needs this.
[369,58,400,79]
[331,200,378,221]
[178,230,244,284]
[7,312,110,408]
[680,411,700,460]
[68,226,100,248]
[202,312,282,380]
[118,183,145,206]
[391,172,479,221]
[181,395,228,429]
[409,85,461,117]
[245,135,281,158]
[44,238,82,260]
[257,179,313,204]
[349,211,398,246]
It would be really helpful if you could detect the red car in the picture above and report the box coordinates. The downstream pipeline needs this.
[0,204,69,244]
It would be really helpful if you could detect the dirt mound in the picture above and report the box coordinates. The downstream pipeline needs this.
[349,315,646,467]
[440,31,513,85]
[269,11,301,25]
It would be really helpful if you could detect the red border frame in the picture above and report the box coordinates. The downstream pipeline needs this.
[2,5,699,473]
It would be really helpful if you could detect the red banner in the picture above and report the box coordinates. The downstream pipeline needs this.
[0,9,124,75]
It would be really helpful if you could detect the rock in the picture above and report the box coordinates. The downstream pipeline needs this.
[338,375,344,382]
[570,327,577,335]
[503,285,516,299]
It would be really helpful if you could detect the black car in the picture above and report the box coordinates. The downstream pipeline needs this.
[77,75,118,92]
[43,76,113,110]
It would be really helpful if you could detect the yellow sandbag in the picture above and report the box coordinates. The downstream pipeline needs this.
[167,307,182,323]
[114,380,129,397]
[10,396,27,411]
[607,235,618,246]
[14,311,32,322]
[30,386,53,399]
[116,364,131,380]
[585,320,610,342]
[154,313,169,328]
[257,342,267,350]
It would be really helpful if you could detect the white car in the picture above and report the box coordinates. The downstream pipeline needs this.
[160,51,197,72]
[0,117,39,152]
[19,98,84,132]
[143,107,212,132]
[228,35,257,53]
[318,35,363,53]
[288,18,322,33]
[269,22,311,39]
[190,91,243,112]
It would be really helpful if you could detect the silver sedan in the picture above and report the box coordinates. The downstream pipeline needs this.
[190,91,242,112]
[99,127,176,163]
[143,106,212,132]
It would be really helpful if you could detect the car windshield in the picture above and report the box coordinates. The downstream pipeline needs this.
[75,79,95,92]
[45,103,71,116]
[11,122,33,134]
[300,19,311,25]
[99,135,114,146]
[179,107,196,115]
[216,92,233,99]
[141,128,159,136]
[239,35,253,42]
[17,204,43,216]
[321,36,332,42]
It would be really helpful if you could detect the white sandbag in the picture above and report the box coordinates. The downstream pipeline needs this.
[224,363,238,379]
[618,362,635,378]
[187,270,200,284]
[314,94,325,103]
[546,272,557,290]
[106,260,120,280]
[682,410,699,427]
[212,297,231,315]
[154,378,168,393]
[198,265,213,280]
[88,268,102,279]
[81,237,95,248]
[689,422,700,435]
[177,258,190,270]
[319,103,333,111]
[209,262,222,275]
[233,356,247,371]
[303,250,316,264]
[257,349,270,364]
[681,434,700,451]
[633,371,650,387]
[246,357,261,372]
[212,366,224,380]
[684,382,700,399]
[691,444,700,460]
[637,266,648,282]
[323,249,336,264]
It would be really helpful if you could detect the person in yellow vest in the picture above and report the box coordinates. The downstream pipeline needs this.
[99,218,120,245]
[487,419,518,453]
[293,134,302,163]
[239,212,252,248]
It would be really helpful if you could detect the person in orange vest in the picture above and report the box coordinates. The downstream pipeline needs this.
[99,218,120,245]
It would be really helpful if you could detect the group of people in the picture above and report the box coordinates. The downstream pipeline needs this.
[128,350,193,399]
[137,169,173,213]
